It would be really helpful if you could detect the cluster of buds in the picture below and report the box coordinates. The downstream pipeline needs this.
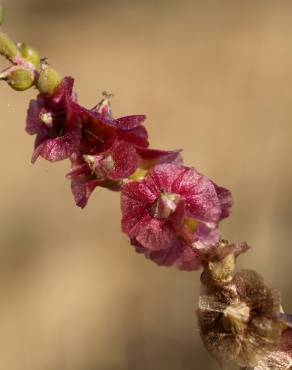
[0,7,291,369]
[0,7,60,93]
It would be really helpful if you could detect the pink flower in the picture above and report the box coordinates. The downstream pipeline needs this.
[121,163,232,270]
[67,140,138,208]
[67,144,183,208]
[77,106,149,155]
[26,77,81,162]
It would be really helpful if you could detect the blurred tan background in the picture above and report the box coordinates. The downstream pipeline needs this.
[0,1,292,369]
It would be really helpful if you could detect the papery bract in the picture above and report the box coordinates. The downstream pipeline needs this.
[77,106,149,155]
[68,144,183,208]
[26,77,81,162]
[121,163,232,270]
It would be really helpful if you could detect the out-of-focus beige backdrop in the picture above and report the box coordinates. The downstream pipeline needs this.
[0,1,291,369]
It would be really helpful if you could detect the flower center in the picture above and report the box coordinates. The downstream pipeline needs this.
[39,110,53,127]
[83,154,115,180]
[150,192,181,220]
[223,301,250,334]
[100,155,115,172]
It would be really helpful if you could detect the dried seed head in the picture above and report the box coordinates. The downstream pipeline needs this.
[254,328,292,370]
[209,252,236,283]
[198,268,284,368]
[223,301,250,334]
[197,240,250,286]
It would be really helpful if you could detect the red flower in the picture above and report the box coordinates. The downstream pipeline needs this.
[67,144,183,208]
[67,140,138,208]
[77,106,149,155]
[121,163,232,270]
[26,77,81,162]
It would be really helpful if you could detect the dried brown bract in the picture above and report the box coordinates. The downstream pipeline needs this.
[197,241,291,369]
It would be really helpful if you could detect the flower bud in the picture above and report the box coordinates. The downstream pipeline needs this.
[6,68,34,91]
[36,65,61,96]
[17,42,40,68]
[0,5,4,26]
[0,31,19,61]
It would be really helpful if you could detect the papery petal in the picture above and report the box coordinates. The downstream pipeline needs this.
[107,141,139,180]
[26,99,45,135]
[31,133,80,163]
[114,115,146,129]
[118,125,149,148]
[136,147,183,167]
[144,163,187,194]
[254,329,292,370]
[195,222,220,244]
[135,217,177,250]
[212,182,233,220]
[71,177,99,208]
[44,76,74,108]
[133,239,200,271]
[122,209,151,238]
[172,167,222,223]
[121,181,158,209]
[78,108,117,154]
[66,158,96,208]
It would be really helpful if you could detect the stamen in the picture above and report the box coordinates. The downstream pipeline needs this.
[39,110,53,127]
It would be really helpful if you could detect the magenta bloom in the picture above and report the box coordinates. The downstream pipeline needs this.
[67,144,183,208]
[77,107,149,155]
[121,163,232,270]
[67,140,138,208]
[26,77,81,162]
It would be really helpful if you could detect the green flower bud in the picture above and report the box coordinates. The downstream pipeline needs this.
[37,65,61,96]
[0,5,4,26]
[0,31,19,61]
[17,42,41,68]
[7,68,34,91]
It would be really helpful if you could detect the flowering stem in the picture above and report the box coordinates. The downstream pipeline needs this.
[1,5,291,370]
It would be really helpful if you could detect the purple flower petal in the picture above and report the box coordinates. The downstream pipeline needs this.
[136,147,183,167]
[133,239,200,271]
[172,167,222,223]
[32,132,80,163]
[114,115,146,130]
[212,182,233,220]
[106,140,139,180]
[26,77,81,163]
